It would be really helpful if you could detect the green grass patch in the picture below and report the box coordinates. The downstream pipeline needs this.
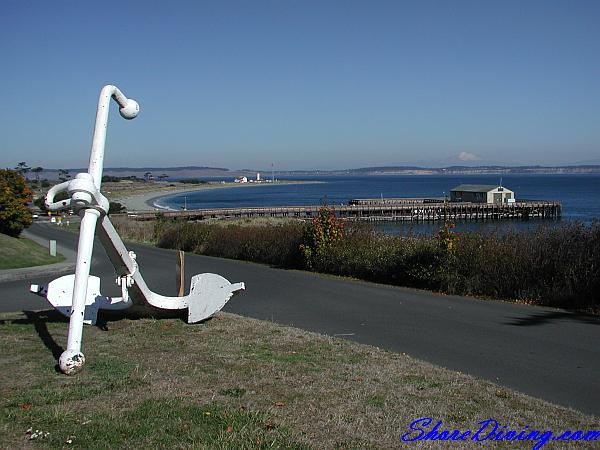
[0,311,597,449]
[401,374,444,390]
[219,387,246,398]
[8,399,305,449]
[366,395,385,408]
[240,342,322,365]
[0,233,64,269]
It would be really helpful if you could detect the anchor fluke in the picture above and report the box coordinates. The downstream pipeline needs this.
[187,274,245,323]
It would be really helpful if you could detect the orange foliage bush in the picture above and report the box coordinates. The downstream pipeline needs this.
[0,169,33,237]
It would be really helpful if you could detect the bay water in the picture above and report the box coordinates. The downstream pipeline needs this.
[156,174,600,235]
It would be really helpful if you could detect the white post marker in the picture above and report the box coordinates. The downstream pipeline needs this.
[35,86,244,374]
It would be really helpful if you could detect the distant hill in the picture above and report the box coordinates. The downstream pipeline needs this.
[34,164,600,180]
[271,165,600,176]
[340,165,600,175]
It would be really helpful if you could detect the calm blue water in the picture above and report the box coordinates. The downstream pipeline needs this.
[157,174,600,234]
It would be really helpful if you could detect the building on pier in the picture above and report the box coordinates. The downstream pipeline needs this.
[450,184,515,205]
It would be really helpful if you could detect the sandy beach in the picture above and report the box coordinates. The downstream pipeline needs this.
[107,180,319,212]
[107,183,232,212]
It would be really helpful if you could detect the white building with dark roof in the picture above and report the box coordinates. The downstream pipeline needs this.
[450,184,515,204]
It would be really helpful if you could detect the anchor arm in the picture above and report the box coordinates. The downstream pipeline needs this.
[98,215,245,322]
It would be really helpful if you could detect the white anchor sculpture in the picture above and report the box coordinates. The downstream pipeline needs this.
[30,85,245,375]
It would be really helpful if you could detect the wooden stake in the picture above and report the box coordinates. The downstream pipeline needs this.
[176,250,185,297]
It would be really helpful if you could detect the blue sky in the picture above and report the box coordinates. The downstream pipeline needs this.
[1,0,599,170]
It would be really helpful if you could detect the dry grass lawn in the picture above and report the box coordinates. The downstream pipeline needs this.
[0,311,597,449]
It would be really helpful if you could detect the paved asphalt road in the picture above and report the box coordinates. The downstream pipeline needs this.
[2,222,599,416]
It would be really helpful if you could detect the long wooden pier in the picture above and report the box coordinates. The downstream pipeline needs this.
[122,200,561,222]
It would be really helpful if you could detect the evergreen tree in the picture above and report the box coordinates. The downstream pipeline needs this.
[58,168,70,182]
[15,161,31,179]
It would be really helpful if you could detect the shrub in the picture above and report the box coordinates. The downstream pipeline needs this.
[300,207,344,269]
[111,215,156,244]
[109,201,126,214]
[156,221,215,253]
[114,214,599,311]
[179,179,208,184]
[152,219,305,268]
[204,223,305,267]
[0,169,33,237]
[447,223,600,308]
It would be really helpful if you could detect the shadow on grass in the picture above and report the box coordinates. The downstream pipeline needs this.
[505,310,600,327]
[18,310,66,359]
[0,309,190,370]
[0,310,67,372]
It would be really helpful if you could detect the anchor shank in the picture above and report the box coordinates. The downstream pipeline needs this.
[61,208,100,373]
[56,85,138,374]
